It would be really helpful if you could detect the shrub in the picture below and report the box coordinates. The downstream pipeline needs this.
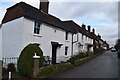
[17,44,44,77]
[93,48,105,54]
[40,63,74,78]
[86,51,93,56]
[2,67,8,77]
[7,63,16,72]
[71,52,87,61]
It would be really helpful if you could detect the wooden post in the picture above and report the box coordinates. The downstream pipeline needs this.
[33,53,40,78]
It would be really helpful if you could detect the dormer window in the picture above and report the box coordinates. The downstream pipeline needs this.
[34,21,41,34]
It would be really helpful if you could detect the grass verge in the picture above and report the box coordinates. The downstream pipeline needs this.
[40,52,103,78]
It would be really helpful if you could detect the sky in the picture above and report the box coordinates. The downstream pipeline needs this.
[0,0,119,47]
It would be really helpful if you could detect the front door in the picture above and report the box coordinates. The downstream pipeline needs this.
[51,42,58,64]
[52,45,57,64]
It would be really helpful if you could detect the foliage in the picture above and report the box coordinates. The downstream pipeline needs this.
[17,44,44,77]
[2,67,8,77]
[69,51,94,64]
[40,52,103,78]
[93,48,105,55]
[40,63,74,78]
[115,39,120,51]
[72,52,87,60]
[7,63,16,72]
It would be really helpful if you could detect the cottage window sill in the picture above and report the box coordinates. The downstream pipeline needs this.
[65,40,69,42]
[33,34,42,37]
[65,55,69,58]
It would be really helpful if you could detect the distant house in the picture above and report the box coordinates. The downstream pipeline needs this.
[0,0,109,67]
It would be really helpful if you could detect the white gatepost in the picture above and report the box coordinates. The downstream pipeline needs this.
[33,53,40,78]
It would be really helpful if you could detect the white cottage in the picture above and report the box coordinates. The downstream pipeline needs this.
[1,1,77,65]
[63,21,93,55]
[1,0,102,67]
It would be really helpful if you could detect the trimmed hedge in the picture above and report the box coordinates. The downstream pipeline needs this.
[7,63,16,72]
[17,44,44,77]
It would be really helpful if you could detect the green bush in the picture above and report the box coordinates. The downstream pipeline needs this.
[93,48,105,54]
[70,52,88,62]
[7,63,16,72]
[86,51,93,56]
[17,44,44,77]
[40,63,74,78]
[2,67,8,77]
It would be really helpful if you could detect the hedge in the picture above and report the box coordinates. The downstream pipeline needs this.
[17,44,44,77]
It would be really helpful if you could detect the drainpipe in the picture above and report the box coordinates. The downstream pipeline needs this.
[71,34,73,57]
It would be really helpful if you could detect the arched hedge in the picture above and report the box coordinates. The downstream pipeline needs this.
[17,44,44,77]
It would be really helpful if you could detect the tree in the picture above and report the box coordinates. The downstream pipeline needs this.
[115,39,120,51]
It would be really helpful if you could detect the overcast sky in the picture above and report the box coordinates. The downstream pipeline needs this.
[0,0,119,47]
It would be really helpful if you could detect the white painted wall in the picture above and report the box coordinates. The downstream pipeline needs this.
[0,25,2,60]
[73,33,93,55]
[0,25,2,79]
[2,17,73,63]
[2,17,24,58]
[22,18,72,63]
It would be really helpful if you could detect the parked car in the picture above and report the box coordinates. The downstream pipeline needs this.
[111,48,117,52]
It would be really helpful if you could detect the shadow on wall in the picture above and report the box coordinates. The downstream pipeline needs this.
[0,60,2,79]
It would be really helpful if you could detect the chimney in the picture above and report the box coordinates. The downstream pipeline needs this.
[98,34,101,39]
[92,28,95,34]
[82,24,86,29]
[87,25,91,32]
[40,0,49,13]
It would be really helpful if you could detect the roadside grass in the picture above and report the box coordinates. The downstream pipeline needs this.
[40,52,104,78]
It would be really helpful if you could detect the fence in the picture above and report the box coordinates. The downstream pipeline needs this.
[2,56,51,68]
[2,57,18,68]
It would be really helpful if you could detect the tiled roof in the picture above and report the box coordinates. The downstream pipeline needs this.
[2,2,76,33]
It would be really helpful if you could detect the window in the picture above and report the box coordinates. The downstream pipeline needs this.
[65,46,68,55]
[65,32,68,40]
[34,21,41,34]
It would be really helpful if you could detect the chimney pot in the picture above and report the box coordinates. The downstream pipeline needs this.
[40,0,49,13]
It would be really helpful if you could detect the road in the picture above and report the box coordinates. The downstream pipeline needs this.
[52,51,119,78]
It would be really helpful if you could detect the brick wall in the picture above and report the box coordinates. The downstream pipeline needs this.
[0,60,2,79]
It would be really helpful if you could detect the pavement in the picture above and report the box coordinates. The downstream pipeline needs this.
[52,51,119,78]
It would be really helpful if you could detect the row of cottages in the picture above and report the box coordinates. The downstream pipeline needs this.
[0,1,109,66]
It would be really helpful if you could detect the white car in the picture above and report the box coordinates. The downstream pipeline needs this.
[111,48,116,52]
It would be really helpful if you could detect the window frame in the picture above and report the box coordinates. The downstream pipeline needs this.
[65,46,68,55]
[34,21,41,34]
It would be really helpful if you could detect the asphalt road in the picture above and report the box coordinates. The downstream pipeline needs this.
[52,51,119,78]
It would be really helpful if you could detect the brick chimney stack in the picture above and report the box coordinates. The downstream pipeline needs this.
[92,28,95,34]
[82,24,86,29]
[40,0,49,13]
[87,25,91,32]
[98,34,101,39]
